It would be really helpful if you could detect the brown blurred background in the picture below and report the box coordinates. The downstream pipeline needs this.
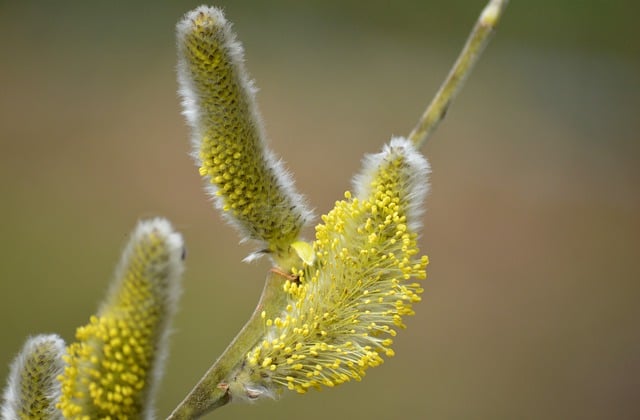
[1,1,639,419]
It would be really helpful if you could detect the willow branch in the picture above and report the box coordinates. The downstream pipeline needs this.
[408,0,509,149]
[166,272,288,419]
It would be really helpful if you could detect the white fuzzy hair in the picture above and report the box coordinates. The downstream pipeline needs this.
[353,136,430,232]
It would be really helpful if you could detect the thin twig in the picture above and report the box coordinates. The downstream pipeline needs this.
[166,272,288,419]
[408,0,509,149]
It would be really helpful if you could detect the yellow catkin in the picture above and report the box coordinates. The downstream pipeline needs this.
[3,335,66,420]
[57,219,183,419]
[177,7,311,264]
[230,138,430,398]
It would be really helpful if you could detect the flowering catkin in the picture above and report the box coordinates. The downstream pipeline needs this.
[57,219,184,419]
[2,335,66,420]
[176,6,312,266]
[228,137,430,399]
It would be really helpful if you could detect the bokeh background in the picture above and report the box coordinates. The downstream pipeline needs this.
[1,1,638,419]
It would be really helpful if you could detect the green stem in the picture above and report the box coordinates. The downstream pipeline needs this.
[408,0,509,149]
[166,271,288,419]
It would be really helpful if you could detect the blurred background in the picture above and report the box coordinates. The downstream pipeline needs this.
[1,1,638,419]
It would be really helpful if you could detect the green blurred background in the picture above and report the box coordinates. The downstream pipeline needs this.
[1,1,639,419]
